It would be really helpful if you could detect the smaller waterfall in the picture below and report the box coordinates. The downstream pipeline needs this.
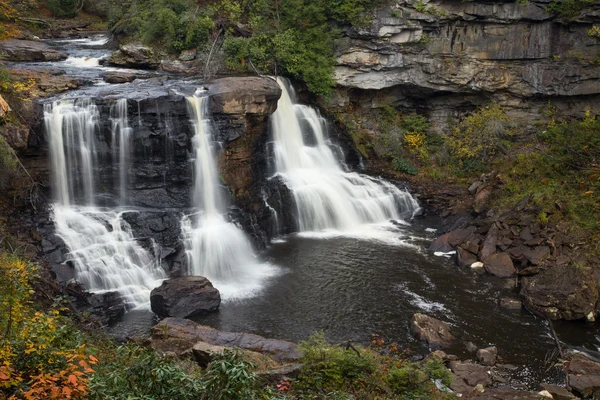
[181,95,276,299]
[270,77,420,236]
[45,99,165,310]
[110,99,131,204]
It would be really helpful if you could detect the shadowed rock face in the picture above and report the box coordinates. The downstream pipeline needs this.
[520,264,599,321]
[330,1,600,125]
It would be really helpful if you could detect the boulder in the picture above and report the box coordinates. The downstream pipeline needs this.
[522,246,551,265]
[568,353,600,399]
[476,346,498,366]
[457,247,478,267]
[410,313,453,349]
[151,317,300,363]
[0,39,67,61]
[520,265,598,321]
[101,71,137,84]
[150,277,221,319]
[483,252,516,278]
[192,341,278,371]
[474,187,493,212]
[473,388,550,399]
[449,361,491,388]
[256,363,303,385]
[538,384,576,400]
[206,77,282,116]
[479,224,499,261]
[108,43,159,69]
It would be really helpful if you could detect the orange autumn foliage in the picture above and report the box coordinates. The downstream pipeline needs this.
[0,0,20,39]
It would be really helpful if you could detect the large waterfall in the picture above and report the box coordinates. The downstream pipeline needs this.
[181,95,275,299]
[45,99,165,309]
[270,77,420,235]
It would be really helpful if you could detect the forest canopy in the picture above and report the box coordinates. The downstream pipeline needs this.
[108,0,387,95]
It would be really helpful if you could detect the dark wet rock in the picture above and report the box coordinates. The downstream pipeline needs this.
[410,313,453,349]
[499,297,522,310]
[429,234,453,253]
[568,353,600,399]
[0,124,29,151]
[101,71,137,84]
[468,180,482,195]
[151,317,300,362]
[88,291,126,325]
[521,265,598,321]
[480,224,499,261]
[449,361,491,388]
[484,252,516,278]
[457,247,478,267]
[519,226,534,241]
[538,384,576,400]
[476,346,497,366]
[522,246,551,265]
[0,39,67,61]
[150,277,221,319]
[108,43,159,69]
[461,240,480,255]
[192,341,278,371]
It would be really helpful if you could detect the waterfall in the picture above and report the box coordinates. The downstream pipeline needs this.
[110,98,131,204]
[270,77,420,234]
[181,95,276,299]
[45,99,165,310]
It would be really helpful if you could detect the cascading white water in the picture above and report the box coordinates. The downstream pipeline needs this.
[181,95,276,299]
[270,77,420,234]
[45,99,165,310]
[110,99,131,204]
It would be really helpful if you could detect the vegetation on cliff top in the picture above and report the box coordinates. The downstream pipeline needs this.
[107,0,386,95]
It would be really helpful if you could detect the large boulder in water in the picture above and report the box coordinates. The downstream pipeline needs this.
[0,39,67,62]
[108,43,159,69]
[410,313,453,348]
[150,277,221,319]
[483,252,516,277]
[151,317,300,363]
[520,264,598,321]
[568,353,600,398]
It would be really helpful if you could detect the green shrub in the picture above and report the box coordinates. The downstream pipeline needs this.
[203,349,258,400]
[423,356,453,387]
[546,0,592,20]
[47,0,80,18]
[387,363,428,394]
[298,332,378,391]
[89,345,205,400]
[401,113,430,134]
[393,156,418,175]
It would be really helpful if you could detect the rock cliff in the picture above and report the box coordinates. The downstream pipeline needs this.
[332,0,600,126]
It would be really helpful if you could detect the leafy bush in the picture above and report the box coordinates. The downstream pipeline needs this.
[298,332,378,391]
[393,156,418,175]
[448,105,514,168]
[203,349,258,400]
[546,0,592,20]
[88,345,205,400]
[47,0,80,18]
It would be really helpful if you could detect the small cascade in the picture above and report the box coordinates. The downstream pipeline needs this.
[45,99,165,310]
[110,99,131,204]
[181,95,275,299]
[270,77,420,234]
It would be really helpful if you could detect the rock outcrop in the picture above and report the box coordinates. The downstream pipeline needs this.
[101,71,138,84]
[151,317,300,363]
[410,313,453,348]
[108,43,160,69]
[0,39,67,62]
[568,352,600,398]
[329,1,600,126]
[521,265,598,321]
[150,277,221,319]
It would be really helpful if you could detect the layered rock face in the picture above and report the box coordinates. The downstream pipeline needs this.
[332,0,600,124]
